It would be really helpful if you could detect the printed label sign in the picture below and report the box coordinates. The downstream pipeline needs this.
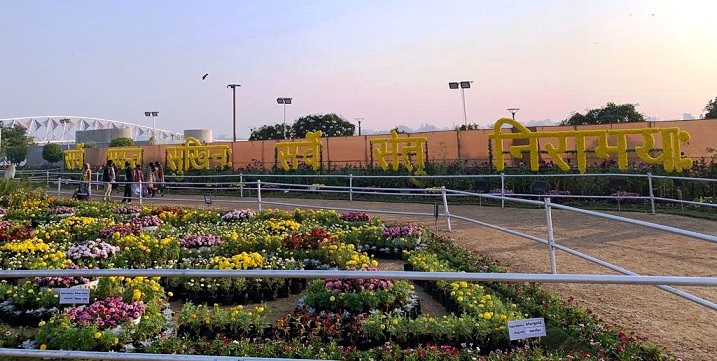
[508,317,546,341]
[58,288,90,304]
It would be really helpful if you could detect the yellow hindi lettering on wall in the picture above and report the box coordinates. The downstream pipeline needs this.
[106,147,144,168]
[275,131,323,171]
[489,118,693,173]
[370,130,427,173]
[165,137,232,172]
[64,144,85,170]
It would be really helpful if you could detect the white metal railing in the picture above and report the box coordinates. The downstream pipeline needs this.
[3,173,717,360]
[50,177,717,302]
[78,177,716,310]
[3,269,717,286]
[33,170,717,210]
[446,190,717,310]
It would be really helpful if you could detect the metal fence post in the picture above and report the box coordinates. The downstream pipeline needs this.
[57,177,62,197]
[544,197,557,274]
[46,170,50,188]
[139,180,143,205]
[239,173,244,198]
[647,172,656,215]
[500,173,506,208]
[677,188,684,214]
[257,179,262,212]
[349,174,353,202]
[441,186,452,232]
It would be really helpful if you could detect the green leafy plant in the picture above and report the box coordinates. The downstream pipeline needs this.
[109,137,134,147]
[42,143,64,164]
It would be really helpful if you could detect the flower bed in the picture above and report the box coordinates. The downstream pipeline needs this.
[0,196,671,359]
[129,215,162,229]
[49,206,77,216]
[178,234,222,248]
[113,205,142,215]
[221,208,256,222]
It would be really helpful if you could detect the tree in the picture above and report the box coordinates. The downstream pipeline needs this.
[42,143,64,164]
[703,97,717,119]
[560,102,645,126]
[109,137,134,147]
[1,125,34,164]
[249,124,293,141]
[292,113,355,138]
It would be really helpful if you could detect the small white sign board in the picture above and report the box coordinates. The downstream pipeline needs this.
[58,288,90,304]
[508,317,546,341]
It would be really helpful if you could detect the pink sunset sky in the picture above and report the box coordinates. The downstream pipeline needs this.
[1,0,715,138]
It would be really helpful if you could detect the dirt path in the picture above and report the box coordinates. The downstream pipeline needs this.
[145,195,717,360]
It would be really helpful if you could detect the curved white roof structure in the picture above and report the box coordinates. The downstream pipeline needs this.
[0,116,183,142]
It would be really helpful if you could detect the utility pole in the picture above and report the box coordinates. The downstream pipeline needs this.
[227,84,241,142]
[355,118,364,136]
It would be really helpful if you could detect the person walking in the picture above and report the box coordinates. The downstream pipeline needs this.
[133,163,144,198]
[102,160,116,201]
[122,161,134,203]
[146,163,157,198]
[78,162,92,200]
[154,161,165,197]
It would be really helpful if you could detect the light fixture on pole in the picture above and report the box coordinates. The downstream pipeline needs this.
[507,108,520,120]
[355,118,364,136]
[144,112,159,143]
[448,81,473,126]
[276,98,292,139]
[227,84,241,142]
[59,118,71,149]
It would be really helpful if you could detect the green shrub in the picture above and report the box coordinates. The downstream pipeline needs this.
[109,137,134,147]
[42,143,64,164]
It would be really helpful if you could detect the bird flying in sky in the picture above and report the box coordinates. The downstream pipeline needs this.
[202,73,209,80]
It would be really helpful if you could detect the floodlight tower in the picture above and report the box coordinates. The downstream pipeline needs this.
[448,81,473,126]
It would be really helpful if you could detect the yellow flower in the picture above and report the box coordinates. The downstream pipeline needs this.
[329,296,336,302]
[94,332,103,339]
[167,292,174,297]
[40,344,47,350]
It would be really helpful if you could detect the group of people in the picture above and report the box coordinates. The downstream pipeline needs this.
[119,161,165,203]
[81,160,165,202]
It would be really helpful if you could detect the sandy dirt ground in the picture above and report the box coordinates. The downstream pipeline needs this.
[144,194,717,360]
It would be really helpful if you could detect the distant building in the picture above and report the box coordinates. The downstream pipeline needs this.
[683,113,695,120]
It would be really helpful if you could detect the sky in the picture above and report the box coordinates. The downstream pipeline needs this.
[1,0,716,139]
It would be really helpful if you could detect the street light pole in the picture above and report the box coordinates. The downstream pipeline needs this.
[144,112,159,143]
[60,118,71,149]
[449,81,473,126]
[276,98,292,139]
[227,84,241,142]
[507,108,520,120]
[355,118,364,136]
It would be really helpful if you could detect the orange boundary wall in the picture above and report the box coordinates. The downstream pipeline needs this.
[81,119,717,171]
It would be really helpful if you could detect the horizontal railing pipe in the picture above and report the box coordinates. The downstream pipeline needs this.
[3,269,717,286]
[548,201,717,243]
[448,213,717,310]
[448,189,717,243]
